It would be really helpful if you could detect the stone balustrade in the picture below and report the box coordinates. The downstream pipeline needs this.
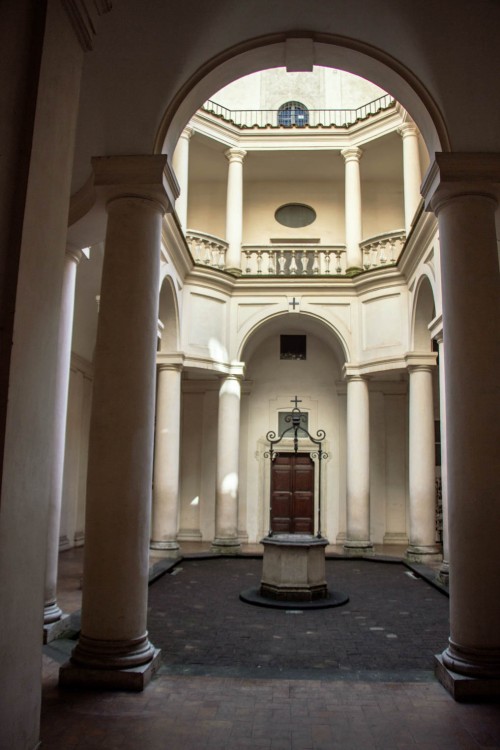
[186,230,406,276]
[360,230,406,270]
[186,231,228,269]
[242,246,347,276]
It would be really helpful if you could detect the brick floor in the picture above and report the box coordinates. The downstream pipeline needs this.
[39,552,500,749]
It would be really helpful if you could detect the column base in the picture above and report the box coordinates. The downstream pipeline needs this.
[59,648,161,692]
[211,538,242,554]
[150,541,180,558]
[405,544,442,562]
[437,560,449,585]
[43,612,73,644]
[383,532,409,545]
[44,601,64,625]
[343,541,373,556]
[435,654,500,702]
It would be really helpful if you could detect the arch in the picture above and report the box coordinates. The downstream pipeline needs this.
[158,274,180,352]
[238,309,350,365]
[155,33,449,160]
[411,274,436,351]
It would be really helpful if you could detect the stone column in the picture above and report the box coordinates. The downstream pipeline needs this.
[398,123,422,233]
[44,245,84,638]
[150,360,183,557]
[430,322,450,583]
[422,153,500,697]
[341,147,363,271]
[225,148,247,273]
[60,155,178,690]
[344,373,372,554]
[211,366,244,553]
[172,125,193,232]
[406,356,441,561]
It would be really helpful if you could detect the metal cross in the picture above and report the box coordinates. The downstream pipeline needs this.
[291,395,302,409]
[288,297,299,310]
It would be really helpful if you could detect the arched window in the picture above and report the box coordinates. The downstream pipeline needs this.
[277,101,309,127]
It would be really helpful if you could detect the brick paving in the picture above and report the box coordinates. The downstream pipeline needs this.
[148,557,449,675]
[39,553,500,749]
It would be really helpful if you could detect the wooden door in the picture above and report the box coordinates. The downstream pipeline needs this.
[271,453,314,533]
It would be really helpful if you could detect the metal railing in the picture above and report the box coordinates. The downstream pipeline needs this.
[202,94,395,129]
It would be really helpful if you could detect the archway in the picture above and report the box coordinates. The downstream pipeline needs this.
[156,34,447,160]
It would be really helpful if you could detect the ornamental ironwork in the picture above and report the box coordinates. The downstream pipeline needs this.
[264,396,328,538]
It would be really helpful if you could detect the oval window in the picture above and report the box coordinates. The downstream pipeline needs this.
[275,203,316,228]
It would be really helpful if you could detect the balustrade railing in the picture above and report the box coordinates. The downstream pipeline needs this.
[202,94,395,130]
[187,230,406,276]
[186,231,228,270]
[360,230,406,270]
[241,246,346,276]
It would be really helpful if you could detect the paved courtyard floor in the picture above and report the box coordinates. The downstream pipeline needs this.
[40,549,500,750]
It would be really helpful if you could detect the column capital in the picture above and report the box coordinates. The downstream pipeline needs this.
[65,243,85,266]
[156,351,184,374]
[342,364,367,381]
[422,152,500,213]
[340,146,363,163]
[225,361,246,380]
[92,154,180,214]
[397,122,419,139]
[225,147,247,164]
[180,125,194,141]
[405,352,438,372]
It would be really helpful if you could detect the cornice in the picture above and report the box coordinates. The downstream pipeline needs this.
[397,209,438,282]
[161,214,193,280]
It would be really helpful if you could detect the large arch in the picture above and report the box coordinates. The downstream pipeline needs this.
[238,308,350,365]
[155,33,448,161]
[411,274,436,351]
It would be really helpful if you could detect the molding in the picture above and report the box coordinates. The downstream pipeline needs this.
[92,155,179,213]
[62,0,113,52]
[422,153,500,211]
[161,214,194,280]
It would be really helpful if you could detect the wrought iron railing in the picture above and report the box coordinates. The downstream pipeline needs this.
[202,94,395,129]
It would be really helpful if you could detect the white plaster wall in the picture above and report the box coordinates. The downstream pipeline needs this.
[244,179,344,245]
[243,332,343,542]
[187,181,226,238]
[362,182,404,239]
[214,67,387,111]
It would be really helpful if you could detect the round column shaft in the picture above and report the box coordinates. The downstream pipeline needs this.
[398,123,422,233]
[150,363,182,556]
[212,373,242,553]
[407,364,441,561]
[172,126,193,232]
[70,193,163,672]
[225,148,246,273]
[432,188,500,680]
[344,375,372,553]
[436,334,450,582]
[44,246,83,624]
[341,147,363,271]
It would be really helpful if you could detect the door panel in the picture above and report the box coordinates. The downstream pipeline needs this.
[271,453,314,533]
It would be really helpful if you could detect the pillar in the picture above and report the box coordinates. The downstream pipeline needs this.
[44,245,84,637]
[341,147,363,271]
[60,155,178,691]
[225,148,246,273]
[344,373,372,554]
[211,367,244,553]
[431,325,450,582]
[398,123,422,233]
[406,358,441,561]
[422,153,500,698]
[150,360,183,557]
[172,125,193,232]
